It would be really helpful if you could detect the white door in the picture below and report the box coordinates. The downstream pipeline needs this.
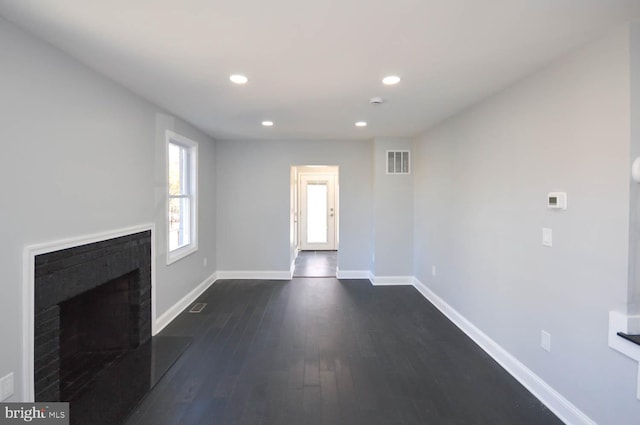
[299,174,337,250]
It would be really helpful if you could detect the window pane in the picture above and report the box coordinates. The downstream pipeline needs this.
[388,151,394,173]
[169,197,191,250]
[307,183,328,244]
[168,143,184,196]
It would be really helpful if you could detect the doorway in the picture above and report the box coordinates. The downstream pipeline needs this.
[291,166,339,276]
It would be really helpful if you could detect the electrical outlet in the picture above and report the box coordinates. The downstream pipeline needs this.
[432,265,437,276]
[541,331,551,352]
[0,372,14,401]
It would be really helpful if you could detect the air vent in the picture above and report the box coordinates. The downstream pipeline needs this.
[387,151,410,174]
[188,303,207,313]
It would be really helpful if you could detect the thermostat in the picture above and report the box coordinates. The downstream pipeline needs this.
[547,192,567,210]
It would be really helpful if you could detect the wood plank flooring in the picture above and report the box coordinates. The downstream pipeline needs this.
[124,278,562,425]
[293,251,337,278]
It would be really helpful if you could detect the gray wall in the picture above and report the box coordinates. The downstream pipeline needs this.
[0,17,216,400]
[413,25,639,423]
[628,24,640,330]
[372,138,413,277]
[215,139,372,273]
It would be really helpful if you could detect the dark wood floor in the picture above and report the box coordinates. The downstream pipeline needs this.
[124,278,562,425]
[293,251,337,278]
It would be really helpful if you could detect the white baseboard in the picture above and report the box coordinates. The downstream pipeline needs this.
[370,274,414,286]
[154,271,218,334]
[216,270,292,280]
[336,269,371,279]
[412,277,596,425]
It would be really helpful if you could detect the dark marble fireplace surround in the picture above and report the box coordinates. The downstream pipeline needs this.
[34,231,152,402]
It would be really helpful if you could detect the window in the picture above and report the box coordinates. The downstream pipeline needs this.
[166,130,198,263]
[387,150,410,174]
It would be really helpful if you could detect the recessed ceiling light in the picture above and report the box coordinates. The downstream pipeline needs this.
[355,121,367,127]
[262,121,274,127]
[382,75,401,85]
[229,74,248,84]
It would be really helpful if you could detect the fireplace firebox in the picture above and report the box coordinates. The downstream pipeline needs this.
[33,231,152,403]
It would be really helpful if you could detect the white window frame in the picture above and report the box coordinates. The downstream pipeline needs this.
[166,130,198,264]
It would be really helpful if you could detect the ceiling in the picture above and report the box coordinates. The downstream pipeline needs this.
[0,0,639,141]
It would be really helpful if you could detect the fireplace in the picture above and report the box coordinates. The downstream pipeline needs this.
[59,270,140,401]
[33,231,152,403]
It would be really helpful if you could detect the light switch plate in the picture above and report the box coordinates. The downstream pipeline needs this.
[542,228,552,247]
[541,331,551,352]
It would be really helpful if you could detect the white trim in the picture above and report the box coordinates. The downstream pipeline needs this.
[22,224,155,402]
[167,243,198,265]
[412,277,596,425]
[336,269,371,279]
[154,272,218,334]
[369,274,414,286]
[22,242,34,401]
[290,258,296,279]
[150,228,157,337]
[608,310,640,400]
[217,270,292,280]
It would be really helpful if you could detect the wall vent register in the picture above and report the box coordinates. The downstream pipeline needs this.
[387,151,410,174]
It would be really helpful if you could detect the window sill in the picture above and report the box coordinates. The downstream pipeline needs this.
[167,244,198,265]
